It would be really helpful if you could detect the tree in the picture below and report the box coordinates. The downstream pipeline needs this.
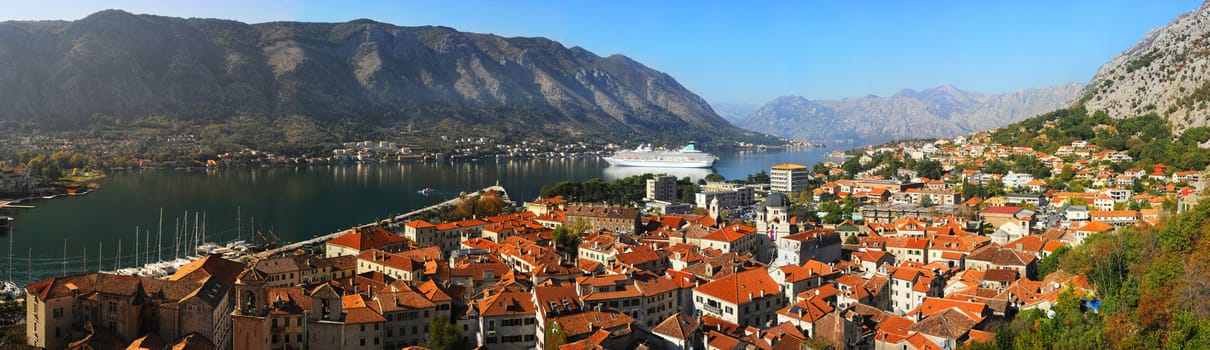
[705,173,726,183]
[553,220,588,258]
[844,235,859,245]
[984,159,1009,175]
[819,201,843,225]
[913,159,944,180]
[1036,246,1069,278]
[920,194,935,208]
[545,321,568,350]
[425,316,470,350]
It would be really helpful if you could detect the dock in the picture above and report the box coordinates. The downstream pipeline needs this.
[252,185,508,258]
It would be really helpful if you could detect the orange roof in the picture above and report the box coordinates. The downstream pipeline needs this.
[771,163,808,170]
[701,224,755,243]
[908,297,988,322]
[1076,221,1114,233]
[327,225,410,251]
[694,268,780,305]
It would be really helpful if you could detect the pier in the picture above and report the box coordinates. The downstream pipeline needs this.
[252,185,508,258]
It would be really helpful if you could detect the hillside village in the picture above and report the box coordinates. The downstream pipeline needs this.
[18,126,1208,350]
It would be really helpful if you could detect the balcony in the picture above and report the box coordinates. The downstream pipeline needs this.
[702,304,724,315]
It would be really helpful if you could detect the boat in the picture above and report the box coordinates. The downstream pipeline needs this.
[417,187,435,195]
[0,216,10,234]
[602,142,717,168]
[0,280,24,300]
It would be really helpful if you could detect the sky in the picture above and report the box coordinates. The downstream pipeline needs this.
[3,1,1203,104]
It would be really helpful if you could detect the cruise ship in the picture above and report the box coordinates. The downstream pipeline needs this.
[602,143,717,168]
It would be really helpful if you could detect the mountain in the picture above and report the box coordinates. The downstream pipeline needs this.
[710,102,760,124]
[0,10,769,145]
[1082,2,1210,132]
[737,83,1083,146]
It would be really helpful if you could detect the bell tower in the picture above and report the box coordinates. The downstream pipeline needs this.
[235,266,268,316]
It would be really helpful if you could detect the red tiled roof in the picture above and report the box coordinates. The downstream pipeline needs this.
[694,269,779,305]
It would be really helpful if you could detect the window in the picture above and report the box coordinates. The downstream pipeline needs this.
[360,339,366,346]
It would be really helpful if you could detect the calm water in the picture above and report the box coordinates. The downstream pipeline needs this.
[1,148,831,284]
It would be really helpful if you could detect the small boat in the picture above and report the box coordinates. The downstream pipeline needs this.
[0,281,24,300]
[417,187,435,195]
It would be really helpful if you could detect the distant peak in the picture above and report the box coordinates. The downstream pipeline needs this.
[84,9,137,18]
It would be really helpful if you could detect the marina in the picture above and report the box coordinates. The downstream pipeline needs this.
[0,149,831,285]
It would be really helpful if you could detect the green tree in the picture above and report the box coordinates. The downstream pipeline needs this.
[819,201,843,225]
[1036,246,1069,278]
[920,194,935,208]
[545,321,568,350]
[844,235,859,245]
[425,316,470,350]
[705,173,726,183]
[913,159,944,180]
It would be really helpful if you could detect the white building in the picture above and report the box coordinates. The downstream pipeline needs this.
[771,163,810,192]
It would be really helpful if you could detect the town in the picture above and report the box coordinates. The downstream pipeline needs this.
[12,121,1207,350]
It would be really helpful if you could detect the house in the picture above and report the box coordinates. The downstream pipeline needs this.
[693,269,785,327]
[979,206,1026,228]
[771,229,842,266]
[1089,210,1139,226]
[964,245,1038,279]
[326,225,411,258]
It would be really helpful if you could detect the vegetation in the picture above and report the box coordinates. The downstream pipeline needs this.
[963,199,1210,349]
[990,107,1210,171]
[544,321,568,350]
[539,174,700,204]
[552,220,589,259]
[424,316,470,350]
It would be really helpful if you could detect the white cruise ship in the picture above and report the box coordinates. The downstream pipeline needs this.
[603,143,717,168]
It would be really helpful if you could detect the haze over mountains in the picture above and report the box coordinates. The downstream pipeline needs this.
[0,10,770,144]
[723,83,1084,146]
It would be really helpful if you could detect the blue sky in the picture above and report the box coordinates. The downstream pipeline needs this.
[4,1,1202,104]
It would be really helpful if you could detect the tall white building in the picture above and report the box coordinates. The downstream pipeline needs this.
[646,175,678,202]
[770,163,809,192]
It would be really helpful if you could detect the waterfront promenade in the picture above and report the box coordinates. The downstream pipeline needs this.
[252,185,508,258]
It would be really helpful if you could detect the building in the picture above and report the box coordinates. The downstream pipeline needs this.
[565,205,642,234]
[474,291,537,349]
[771,229,843,267]
[326,225,411,258]
[646,175,678,202]
[25,256,240,350]
[755,192,797,241]
[771,163,810,193]
[692,269,785,327]
[695,182,756,208]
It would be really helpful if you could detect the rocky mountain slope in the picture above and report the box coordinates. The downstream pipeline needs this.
[0,10,768,144]
[737,83,1083,146]
[1082,2,1210,131]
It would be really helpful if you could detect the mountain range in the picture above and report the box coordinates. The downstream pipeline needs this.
[0,10,770,145]
[1081,1,1210,132]
[727,83,1084,146]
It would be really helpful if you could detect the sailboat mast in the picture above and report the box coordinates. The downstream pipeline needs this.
[174,217,181,260]
[202,211,207,244]
[157,208,164,262]
[237,206,242,243]
[144,230,150,266]
[193,212,199,252]
[6,228,12,283]
[134,226,139,268]
[116,239,122,270]
[61,238,66,276]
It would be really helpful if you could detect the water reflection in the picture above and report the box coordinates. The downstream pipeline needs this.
[602,166,713,181]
